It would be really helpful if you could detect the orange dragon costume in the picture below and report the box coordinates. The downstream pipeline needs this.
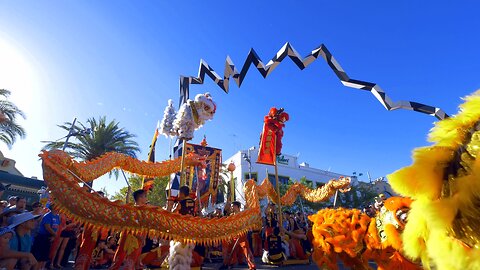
[39,149,350,269]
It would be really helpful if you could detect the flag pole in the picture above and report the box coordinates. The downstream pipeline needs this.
[141,125,159,189]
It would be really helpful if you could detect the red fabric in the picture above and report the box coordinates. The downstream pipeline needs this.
[191,250,204,267]
[99,228,109,241]
[264,227,274,250]
[109,233,143,270]
[109,232,127,270]
[257,108,288,165]
[223,236,256,269]
[222,239,237,266]
[74,227,97,270]
[257,121,278,165]
[141,246,169,267]
[252,231,262,257]
[289,238,307,260]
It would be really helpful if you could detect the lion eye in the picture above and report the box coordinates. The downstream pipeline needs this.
[204,105,210,111]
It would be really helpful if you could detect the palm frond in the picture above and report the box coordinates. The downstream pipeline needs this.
[42,116,140,164]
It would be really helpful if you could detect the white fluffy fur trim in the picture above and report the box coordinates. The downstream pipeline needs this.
[168,241,194,270]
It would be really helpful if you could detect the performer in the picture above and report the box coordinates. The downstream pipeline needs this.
[258,108,290,162]
[264,227,286,264]
[173,186,195,216]
[263,202,278,250]
[109,190,147,270]
[139,237,169,269]
[284,211,308,260]
[172,186,205,268]
[220,201,256,270]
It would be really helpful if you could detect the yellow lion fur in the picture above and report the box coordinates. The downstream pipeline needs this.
[388,90,480,270]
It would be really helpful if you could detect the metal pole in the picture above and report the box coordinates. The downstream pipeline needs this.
[62,118,77,151]
[248,149,252,180]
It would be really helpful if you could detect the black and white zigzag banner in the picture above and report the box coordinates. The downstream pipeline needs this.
[179,42,448,120]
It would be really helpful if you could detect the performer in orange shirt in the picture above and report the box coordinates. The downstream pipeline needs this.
[173,186,205,268]
[220,201,256,270]
[75,189,109,270]
[109,190,147,270]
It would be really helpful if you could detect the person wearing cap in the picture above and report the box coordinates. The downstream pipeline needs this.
[0,226,17,269]
[1,208,22,227]
[30,202,44,216]
[28,202,44,244]
[7,196,17,208]
[0,226,38,270]
[8,212,40,251]
[8,212,40,269]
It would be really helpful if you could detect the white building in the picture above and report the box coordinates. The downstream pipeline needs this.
[224,147,349,206]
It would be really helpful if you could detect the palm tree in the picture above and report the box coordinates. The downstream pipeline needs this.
[0,89,26,148]
[43,116,140,161]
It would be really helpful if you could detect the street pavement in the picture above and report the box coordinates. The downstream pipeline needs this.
[201,257,378,270]
[64,257,378,269]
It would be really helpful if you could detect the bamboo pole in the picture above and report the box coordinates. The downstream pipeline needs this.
[121,170,131,204]
[188,167,193,190]
[274,136,283,230]
[230,170,235,202]
[179,140,187,186]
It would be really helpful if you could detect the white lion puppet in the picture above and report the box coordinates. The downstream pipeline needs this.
[168,92,216,140]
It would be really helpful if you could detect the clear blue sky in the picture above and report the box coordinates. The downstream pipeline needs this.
[0,1,479,196]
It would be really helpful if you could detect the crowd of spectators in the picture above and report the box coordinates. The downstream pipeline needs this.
[0,182,122,270]
[0,181,318,270]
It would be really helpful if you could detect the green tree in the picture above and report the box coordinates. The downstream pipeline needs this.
[335,181,377,209]
[0,89,26,147]
[278,177,329,213]
[111,174,169,206]
[43,116,140,161]
[216,163,230,203]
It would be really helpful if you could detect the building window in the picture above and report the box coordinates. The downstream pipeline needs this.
[244,172,258,182]
[268,174,289,187]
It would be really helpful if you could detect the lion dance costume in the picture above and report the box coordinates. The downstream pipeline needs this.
[388,90,480,270]
[309,197,419,270]
[310,90,480,270]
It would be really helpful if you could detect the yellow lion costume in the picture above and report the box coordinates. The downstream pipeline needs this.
[309,197,420,270]
[388,90,480,270]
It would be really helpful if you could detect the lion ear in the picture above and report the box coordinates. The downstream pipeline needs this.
[388,146,450,200]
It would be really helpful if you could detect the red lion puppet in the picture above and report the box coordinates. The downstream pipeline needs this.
[257,108,289,165]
